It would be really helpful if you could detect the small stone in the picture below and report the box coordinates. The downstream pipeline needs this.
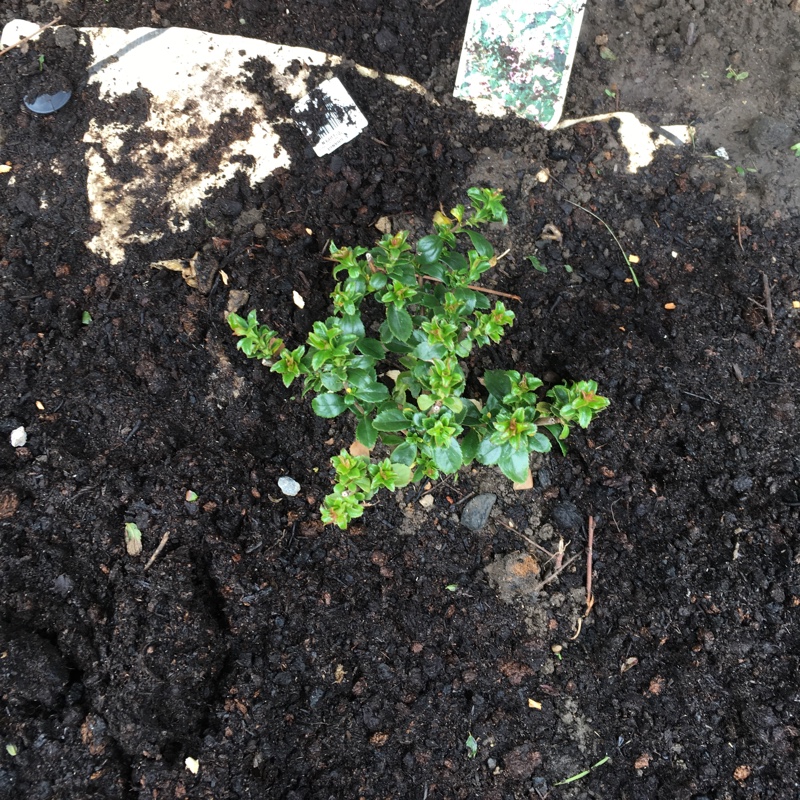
[10,427,27,448]
[552,501,583,530]
[418,494,434,509]
[53,26,78,49]
[461,493,497,530]
[278,476,301,497]
[374,27,398,53]
[732,475,753,493]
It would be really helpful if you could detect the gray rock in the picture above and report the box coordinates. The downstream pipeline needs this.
[748,116,794,155]
[54,26,78,49]
[461,493,497,530]
[732,475,753,493]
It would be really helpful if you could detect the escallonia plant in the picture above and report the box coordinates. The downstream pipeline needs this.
[229,188,609,529]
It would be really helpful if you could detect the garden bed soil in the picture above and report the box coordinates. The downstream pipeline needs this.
[1,1,799,799]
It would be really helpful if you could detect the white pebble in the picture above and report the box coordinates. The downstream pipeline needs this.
[10,426,27,448]
[278,476,301,497]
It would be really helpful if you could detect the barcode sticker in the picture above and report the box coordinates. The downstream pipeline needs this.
[291,77,368,157]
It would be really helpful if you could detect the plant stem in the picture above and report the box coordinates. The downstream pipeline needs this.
[565,200,639,288]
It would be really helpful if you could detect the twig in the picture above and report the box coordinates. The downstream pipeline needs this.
[420,274,521,301]
[762,272,776,335]
[585,515,595,617]
[144,531,170,571]
[564,200,639,288]
[736,214,744,253]
[535,554,579,592]
[0,16,62,57]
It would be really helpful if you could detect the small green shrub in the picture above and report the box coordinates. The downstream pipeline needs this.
[229,188,609,528]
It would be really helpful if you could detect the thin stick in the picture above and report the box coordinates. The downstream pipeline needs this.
[0,17,62,58]
[585,515,595,616]
[736,214,744,253]
[565,199,639,288]
[762,272,776,335]
[144,531,170,571]
[420,274,521,301]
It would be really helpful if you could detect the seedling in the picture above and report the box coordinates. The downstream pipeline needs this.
[124,522,142,556]
[37,54,45,71]
[725,66,749,81]
[554,755,611,786]
[230,189,609,529]
[790,142,800,158]
[526,253,547,273]
[603,87,616,99]
[465,733,478,759]
[81,311,92,325]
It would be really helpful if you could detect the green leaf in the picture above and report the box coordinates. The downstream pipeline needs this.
[390,463,412,487]
[465,230,493,258]
[420,262,445,281]
[391,441,417,465]
[529,432,552,453]
[527,253,547,273]
[432,439,462,473]
[417,234,444,265]
[357,338,385,359]
[340,313,365,337]
[387,305,413,342]
[497,447,530,483]
[347,369,376,391]
[320,372,344,392]
[544,425,568,456]
[417,394,435,411]
[476,437,502,465]
[312,393,347,418]
[460,429,480,463]
[356,416,378,449]
[373,408,409,431]
[442,251,469,273]
[484,370,512,399]
[368,271,388,291]
[413,341,447,361]
[356,383,390,403]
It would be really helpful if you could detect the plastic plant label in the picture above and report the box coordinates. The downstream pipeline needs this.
[291,77,368,157]
[453,0,586,129]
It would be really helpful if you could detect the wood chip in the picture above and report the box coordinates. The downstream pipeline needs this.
[634,753,651,770]
[664,302,676,310]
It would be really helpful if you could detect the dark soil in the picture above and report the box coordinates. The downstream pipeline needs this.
[2,2,799,799]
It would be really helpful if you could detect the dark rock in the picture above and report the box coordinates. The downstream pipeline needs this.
[375,27,398,53]
[461,493,497,530]
[552,501,583,530]
[219,199,243,216]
